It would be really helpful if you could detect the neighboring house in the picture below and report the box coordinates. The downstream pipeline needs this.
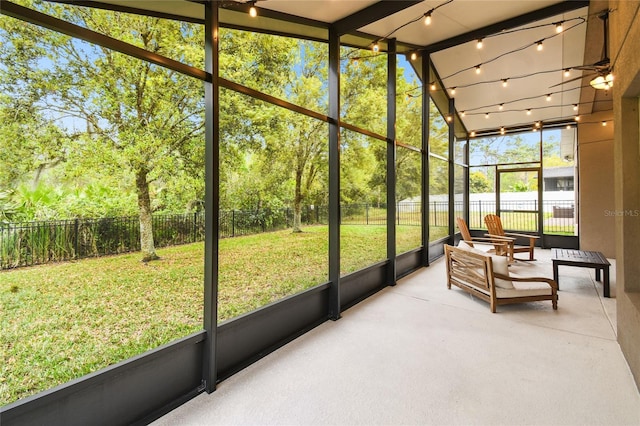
[543,166,575,191]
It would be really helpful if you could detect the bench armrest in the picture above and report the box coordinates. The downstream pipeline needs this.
[495,272,558,291]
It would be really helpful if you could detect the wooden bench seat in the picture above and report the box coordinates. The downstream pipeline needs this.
[445,244,558,313]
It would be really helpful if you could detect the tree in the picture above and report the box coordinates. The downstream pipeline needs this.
[1,3,205,261]
[470,170,492,193]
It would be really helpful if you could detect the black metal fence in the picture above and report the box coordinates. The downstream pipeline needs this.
[0,200,575,270]
[0,207,327,269]
[468,199,576,234]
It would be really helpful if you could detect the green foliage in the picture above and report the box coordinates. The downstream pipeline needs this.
[470,170,493,193]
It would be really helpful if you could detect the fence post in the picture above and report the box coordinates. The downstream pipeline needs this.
[232,210,235,237]
[74,218,79,258]
[478,200,482,228]
[193,212,197,242]
[431,201,436,226]
[397,202,400,225]
[366,204,369,225]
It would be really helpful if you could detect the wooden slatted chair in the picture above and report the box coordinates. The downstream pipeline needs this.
[484,214,539,261]
[455,217,512,258]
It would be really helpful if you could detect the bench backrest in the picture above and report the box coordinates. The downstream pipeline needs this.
[445,244,496,295]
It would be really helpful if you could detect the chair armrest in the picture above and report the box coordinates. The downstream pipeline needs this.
[484,233,516,241]
[504,232,540,240]
[465,237,508,246]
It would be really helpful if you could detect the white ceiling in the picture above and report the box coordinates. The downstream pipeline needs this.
[91,0,599,134]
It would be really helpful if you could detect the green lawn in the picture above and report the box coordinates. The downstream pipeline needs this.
[1,224,422,405]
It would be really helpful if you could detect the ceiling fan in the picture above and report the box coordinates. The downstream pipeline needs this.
[551,10,612,89]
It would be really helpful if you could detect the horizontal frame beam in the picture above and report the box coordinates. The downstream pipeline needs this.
[423,0,590,53]
[1,1,209,81]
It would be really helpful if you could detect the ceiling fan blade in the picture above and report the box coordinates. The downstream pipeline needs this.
[549,72,597,88]
[572,64,609,71]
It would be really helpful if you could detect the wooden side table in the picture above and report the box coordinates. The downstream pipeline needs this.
[551,248,611,297]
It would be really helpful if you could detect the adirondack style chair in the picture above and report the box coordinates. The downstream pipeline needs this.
[455,217,512,258]
[484,214,539,261]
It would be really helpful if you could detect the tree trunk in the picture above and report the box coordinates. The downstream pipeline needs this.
[136,168,159,262]
[292,169,303,233]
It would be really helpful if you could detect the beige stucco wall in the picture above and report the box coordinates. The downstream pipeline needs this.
[578,110,615,258]
[609,0,640,392]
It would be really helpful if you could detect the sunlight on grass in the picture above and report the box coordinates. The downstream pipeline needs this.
[1,224,424,405]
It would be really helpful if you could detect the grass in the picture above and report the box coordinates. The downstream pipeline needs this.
[1,224,422,405]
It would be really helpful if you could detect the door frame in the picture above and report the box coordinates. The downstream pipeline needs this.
[496,166,543,236]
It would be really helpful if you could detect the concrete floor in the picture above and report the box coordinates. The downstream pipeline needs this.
[153,249,640,425]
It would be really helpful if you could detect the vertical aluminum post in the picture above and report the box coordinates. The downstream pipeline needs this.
[203,1,219,392]
[387,39,397,285]
[328,27,341,320]
[448,97,455,243]
[421,55,430,266]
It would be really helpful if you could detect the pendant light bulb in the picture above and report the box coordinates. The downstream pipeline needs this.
[249,4,257,17]
[430,82,436,91]
[502,79,508,88]
[526,109,532,115]
[498,104,504,110]
[556,22,564,33]
[573,104,578,111]
[450,87,456,95]
[424,11,432,25]
[475,65,481,74]
[546,94,552,101]
[477,39,483,49]
[537,41,543,51]
[564,69,570,77]
[485,112,490,119]
[372,42,379,53]
[410,52,417,61]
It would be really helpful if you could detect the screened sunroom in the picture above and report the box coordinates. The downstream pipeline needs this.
[1,1,640,425]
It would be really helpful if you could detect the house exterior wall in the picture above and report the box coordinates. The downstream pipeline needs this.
[609,0,640,392]
[578,110,615,257]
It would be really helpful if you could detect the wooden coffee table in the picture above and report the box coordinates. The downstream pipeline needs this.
[551,249,611,297]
